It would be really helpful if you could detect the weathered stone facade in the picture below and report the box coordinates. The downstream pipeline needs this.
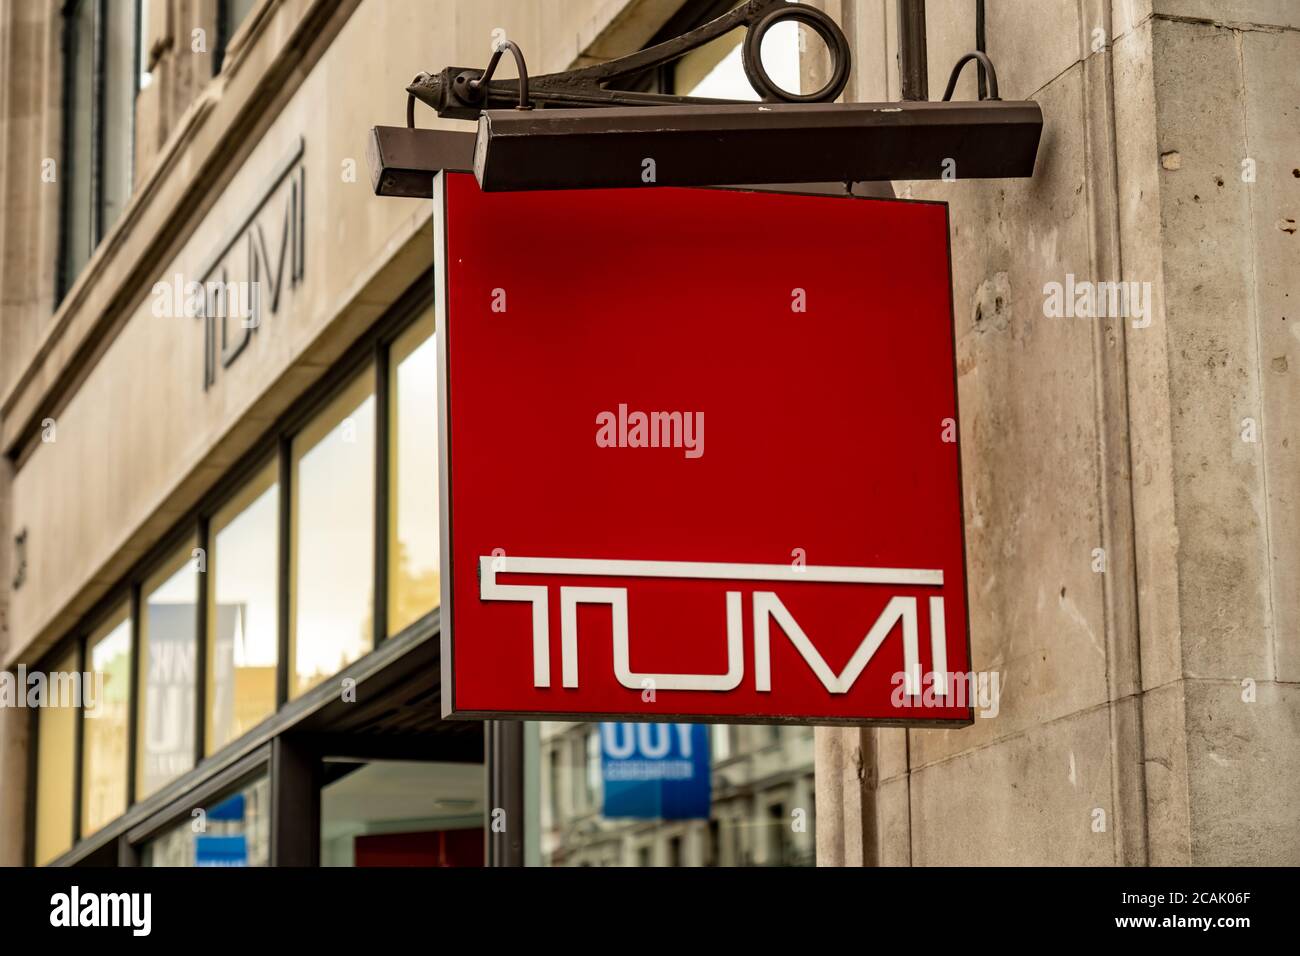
[814,0,1299,866]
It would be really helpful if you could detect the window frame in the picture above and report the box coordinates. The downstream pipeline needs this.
[77,593,135,841]
[285,359,379,699]
[58,0,142,302]
[25,273,437,866]
[214,0,263,75]
[203,454,279,757]
[125,745,271,865]
[134,535,202,801]
[384,308,441,639]
[28,645,81,866]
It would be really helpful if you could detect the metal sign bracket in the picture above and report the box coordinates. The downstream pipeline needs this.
[370,0,1042,197]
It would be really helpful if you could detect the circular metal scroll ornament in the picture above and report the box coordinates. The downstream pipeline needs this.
[740,4,851,104]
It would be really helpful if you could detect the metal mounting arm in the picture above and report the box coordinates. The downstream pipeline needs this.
[406,0,851,123]
[374,0,1042,197]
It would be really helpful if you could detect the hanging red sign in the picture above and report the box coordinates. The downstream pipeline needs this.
[436,171,972,725]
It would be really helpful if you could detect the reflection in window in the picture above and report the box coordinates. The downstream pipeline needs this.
[141,777,269,866]
[290,368,375,697]
[82,604,133,837]
[137,545,198,798]
[531,721,816,866]
[207,460,279,754]
[712,723,733,761]
[320,760,483,866]
[34,648,79,865]
[388,309,440,635]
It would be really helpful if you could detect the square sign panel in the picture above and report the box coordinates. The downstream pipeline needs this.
[435,171,971,726]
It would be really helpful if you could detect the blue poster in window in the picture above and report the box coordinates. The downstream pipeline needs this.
[600,723,711,820]
[207,792,245,822]
[195,834,248,867]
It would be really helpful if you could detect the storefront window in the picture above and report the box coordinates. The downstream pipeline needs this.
[290,368,376,697]
[387,308,440,635]
[34,648,79,865]
[320,760,483,866]
[533,721,816,866]
[137,543,198,799]
[140,776,269,866]
[81,603,133,837]
[207,459,279,754]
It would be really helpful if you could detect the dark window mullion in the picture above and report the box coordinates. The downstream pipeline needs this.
[276,437,291,708]
[194,518,209,768]
[23,704,39,866]
[90,0,106,247]
[373,342,390,647]
[125,581,141,807]
[71,635,86,842]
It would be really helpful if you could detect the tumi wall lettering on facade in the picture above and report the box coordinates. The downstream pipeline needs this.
[436,172,973,725]
[194,137,306,390]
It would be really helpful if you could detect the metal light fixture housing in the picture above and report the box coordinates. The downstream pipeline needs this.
[372,0,1042,196]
